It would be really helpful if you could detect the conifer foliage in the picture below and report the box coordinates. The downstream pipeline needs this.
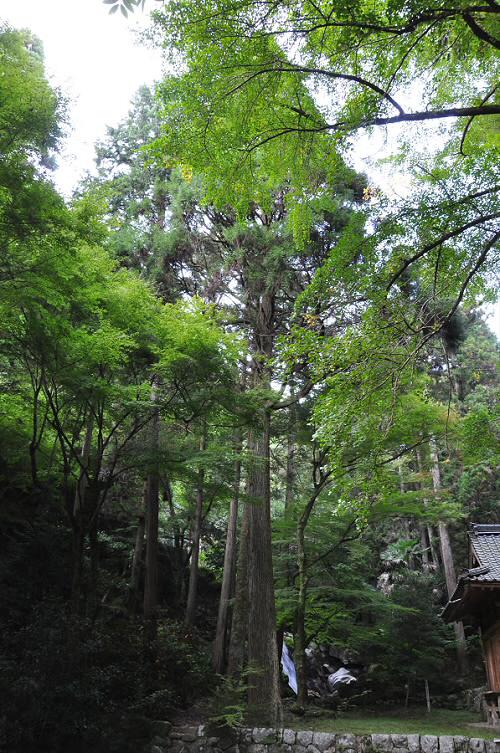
[0,7,498,750]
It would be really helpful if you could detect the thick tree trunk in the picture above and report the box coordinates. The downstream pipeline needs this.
[185,433,206,627]
[430,439,468,674]
[227,499,250,680]
[213,432,241,673]
[144,388,160,622]
[246,412,282,725]
[238,265,282,722]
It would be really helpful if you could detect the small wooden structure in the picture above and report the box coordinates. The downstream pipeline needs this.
[442,523,500,725]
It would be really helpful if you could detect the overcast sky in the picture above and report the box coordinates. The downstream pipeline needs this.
[2,0,498,333]
[2,0,163,194]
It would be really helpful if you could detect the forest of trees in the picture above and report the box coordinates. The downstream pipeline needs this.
[0,2,498,751]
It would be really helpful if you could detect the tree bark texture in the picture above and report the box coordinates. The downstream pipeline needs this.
[246,414,282,725]
[164,479,185,605]
[144,387,160,622]
[88,514,100,619]
[71,525,85,616]
[295,515,308,708]
[415,447,439,570]
[185,432,206,626]
[71,418,94,614]
[430,439,468,674]
[232,250,283,723]
[284,401,297,589]
[128,499,146,614]
[420,526,431,572]
[227,498,250,680]
[293,472,325,708]
[213,432,241,673]
[285,400,297,515]
[398,464,415,569]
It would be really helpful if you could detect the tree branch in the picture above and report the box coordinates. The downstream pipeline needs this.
[441,230,500,326]
[386,211,500,290]
[459,84,498,155]
[245,105,500,152]
[462,11,500,48]
[229,63,405,115]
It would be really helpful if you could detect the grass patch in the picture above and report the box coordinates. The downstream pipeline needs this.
[287,707,498,740]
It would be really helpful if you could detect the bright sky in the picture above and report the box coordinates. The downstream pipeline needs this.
[2,0,498,334]
[1,0,163,195]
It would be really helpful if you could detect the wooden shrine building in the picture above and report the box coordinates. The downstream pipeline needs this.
[442,523,500,725]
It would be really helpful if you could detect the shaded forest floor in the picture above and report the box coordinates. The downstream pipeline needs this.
[287,708,498,739]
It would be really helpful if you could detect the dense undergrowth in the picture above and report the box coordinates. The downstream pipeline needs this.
[0,494,213,753]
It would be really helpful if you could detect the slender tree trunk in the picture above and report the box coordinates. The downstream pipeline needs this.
[164,480,184,604]
[73,418,94,518]
[427,523,439,568]
[29,379,43,487]
[185,432,206,627]
[293,476,323,708]
[420,527,431,572]
[415,447,439,570]
[213,432,242,673]
[246,410,282,725]
[295,518,308,708]
[71,418,94,614]
[425,678,431,713]
[71,525,85,615]
[144,387,160,623]
[285,400,296,515]
[227,499,250,680]
[86,478,104,620]
[398,464,415,569]
[128,490,146,614]
[88,511,100,619]
[284,401,297,589]
[430,438,468,674]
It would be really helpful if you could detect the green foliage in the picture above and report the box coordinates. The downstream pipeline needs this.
[0,26,62,162]
[209,673,248,728]
[0,491,213,752]
[1,603,212,751]
[103,0,146,18]
[149,0,499,229]
[377,571,452,691]
[3,4,500,739]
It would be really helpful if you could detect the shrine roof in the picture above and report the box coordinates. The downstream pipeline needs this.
[441,524,500,623]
